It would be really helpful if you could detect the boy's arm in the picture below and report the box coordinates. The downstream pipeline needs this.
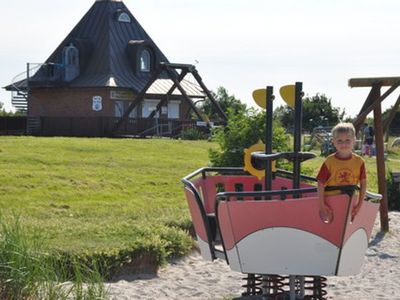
[318,180,331,215]
[352,178,367,216]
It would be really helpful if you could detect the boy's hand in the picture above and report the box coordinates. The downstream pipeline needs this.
[351,203,362,220]
[319,202,333,222]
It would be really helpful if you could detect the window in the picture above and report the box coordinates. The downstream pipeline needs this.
[62,43,80,81]
[114,101,124,118]
[129,106,137,118]
[63,43,79,66]
[142,99,160,118]
[168,101,180,119]
[118,12,131,23]
[140,49,151,72]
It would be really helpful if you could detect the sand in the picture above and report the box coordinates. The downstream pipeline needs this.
[106,211,400,300]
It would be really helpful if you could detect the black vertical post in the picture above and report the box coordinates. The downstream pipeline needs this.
[265,86,274,196]
[293,82,303,194]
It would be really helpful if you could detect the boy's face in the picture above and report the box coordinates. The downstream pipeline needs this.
[332,132,355,157]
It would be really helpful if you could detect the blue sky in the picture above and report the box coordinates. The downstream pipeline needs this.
[1,0,400,116]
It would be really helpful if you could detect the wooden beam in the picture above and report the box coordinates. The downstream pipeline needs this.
[191,68,228,121]
[112,66,162,134]
[353,86,380,132]
[163,66,206,121]
[349,76,400,88]
[372,87,389,232]
[353,83,399,131]
[148,69,188,118]
[160,62,195,70]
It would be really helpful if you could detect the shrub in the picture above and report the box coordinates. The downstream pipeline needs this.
[209,109,290,167]
[180,128,208,140]
[387,171,400,211]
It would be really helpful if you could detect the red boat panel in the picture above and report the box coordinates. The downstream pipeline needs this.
[343,200,380,244]
[184,187,208,243]
[197,175,317,214]
[218,194,352,250]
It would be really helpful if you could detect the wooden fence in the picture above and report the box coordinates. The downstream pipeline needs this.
[0,117,27,135]
[0,116,214,138]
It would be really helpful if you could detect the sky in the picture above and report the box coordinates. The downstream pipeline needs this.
[1,0,400,117]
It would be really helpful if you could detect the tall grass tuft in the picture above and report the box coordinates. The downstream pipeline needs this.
[0,214,108,300]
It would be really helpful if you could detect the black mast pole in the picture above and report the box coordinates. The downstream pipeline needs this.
[265,86,274,196]
[293,82,303,195]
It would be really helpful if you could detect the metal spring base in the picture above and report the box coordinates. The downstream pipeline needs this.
[302,276,327,300]
[241,274,263,296]
[238,275,327,300]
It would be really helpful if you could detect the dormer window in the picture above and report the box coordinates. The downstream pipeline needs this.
[140,49,151,72]
[62,43,80,82]
[118,12,131,23]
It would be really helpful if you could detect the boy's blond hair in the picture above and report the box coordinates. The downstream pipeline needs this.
[331,122,356,138]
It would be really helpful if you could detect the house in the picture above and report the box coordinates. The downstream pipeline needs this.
[4,0,225,137]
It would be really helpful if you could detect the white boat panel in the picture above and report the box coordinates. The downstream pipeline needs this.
[233,227,339,275]
[197,237,213,261]
[337,229,368,276]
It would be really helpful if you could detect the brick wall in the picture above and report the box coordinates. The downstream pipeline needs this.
[29,88,112,117]
[28,87,193,120]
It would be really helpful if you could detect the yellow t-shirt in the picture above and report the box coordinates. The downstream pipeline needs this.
[317,153,366,195]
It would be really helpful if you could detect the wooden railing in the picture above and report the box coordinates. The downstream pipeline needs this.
[0,117,27,135]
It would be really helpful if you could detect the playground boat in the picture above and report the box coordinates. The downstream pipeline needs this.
[182,167,381,277]
[181,83,382,299]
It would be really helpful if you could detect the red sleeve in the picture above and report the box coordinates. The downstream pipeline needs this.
[359,162,367,180]
[316,163,330,183]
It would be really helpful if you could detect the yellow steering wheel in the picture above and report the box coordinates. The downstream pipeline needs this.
[244,143,276,180]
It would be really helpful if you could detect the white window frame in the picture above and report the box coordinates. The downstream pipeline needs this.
[167,100,180,119]
[140,49,151,72]
[114,101,124,118]
[63,43,79,67]
[142,99,160,118]
[129,106,137,118]
[118,12,131,23]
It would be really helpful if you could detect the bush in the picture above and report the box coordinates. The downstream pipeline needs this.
[209,109,290,167]
[180,128,208,140]
[387,171,400,211]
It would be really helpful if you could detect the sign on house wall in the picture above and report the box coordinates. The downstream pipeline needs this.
[92,96,103,111]
[110,90,135,100]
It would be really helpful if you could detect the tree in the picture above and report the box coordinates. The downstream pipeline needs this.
[0,101,20,116]
[200,87,246,120]
[0,102,9,116]
[209,108,290,167]
[274,94,345,132]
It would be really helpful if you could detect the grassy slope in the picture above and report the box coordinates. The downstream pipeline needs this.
[0,136,398,262]
[0,137,213,255]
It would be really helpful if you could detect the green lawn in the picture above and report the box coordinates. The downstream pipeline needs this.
[0,136,398,274]
[0,136,214,269]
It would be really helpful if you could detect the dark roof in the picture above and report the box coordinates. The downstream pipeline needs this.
[6,0,172,93]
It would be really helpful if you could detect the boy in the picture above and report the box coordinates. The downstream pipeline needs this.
[317,123,367,219]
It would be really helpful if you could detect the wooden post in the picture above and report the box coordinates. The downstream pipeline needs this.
[372,87,389,232]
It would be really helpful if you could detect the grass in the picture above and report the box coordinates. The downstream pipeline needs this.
[0,214,107,300]
[0,136,215,274]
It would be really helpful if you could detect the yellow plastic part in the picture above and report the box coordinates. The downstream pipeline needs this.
[243,143,276,180]
[279,85,296,108]
[252,89,267,109]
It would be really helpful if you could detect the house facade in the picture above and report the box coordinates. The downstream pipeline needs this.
[4,0,219,137]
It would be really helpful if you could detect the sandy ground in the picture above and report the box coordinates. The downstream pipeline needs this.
[106,211,400,300]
